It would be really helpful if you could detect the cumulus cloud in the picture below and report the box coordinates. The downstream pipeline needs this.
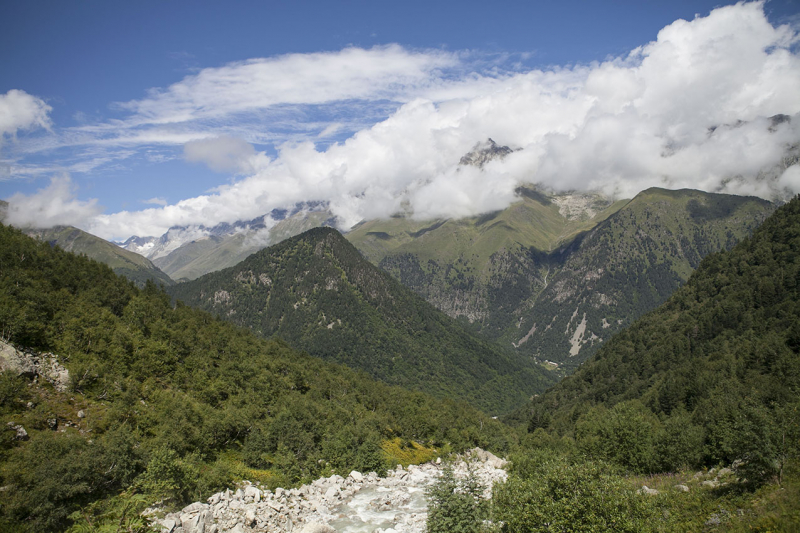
[5,175,102,229]
[27,3,800,240]
[0,90,52,140]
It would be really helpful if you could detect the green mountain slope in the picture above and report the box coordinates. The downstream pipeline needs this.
[515,195,800,477]
[23,225,175,288]
[508,188,774,371]
[347,188,625,328]
[347,189,773,373]
[168,227,556,414]
[0,222,514,532]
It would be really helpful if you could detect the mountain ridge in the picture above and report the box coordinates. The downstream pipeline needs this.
[168,226,556,414]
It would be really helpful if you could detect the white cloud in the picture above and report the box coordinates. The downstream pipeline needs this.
[143,197,168,206]
[118,45,458,125]
[318,123,343,138]
[0,90,52,140]
[778,164,800,192]
[184,135,265,174]
[5,175,102,229]
[13,3,800,241]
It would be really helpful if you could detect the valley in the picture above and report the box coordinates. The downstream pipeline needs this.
[3,2,800,530]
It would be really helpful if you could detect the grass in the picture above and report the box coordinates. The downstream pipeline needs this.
[625,463,800,532]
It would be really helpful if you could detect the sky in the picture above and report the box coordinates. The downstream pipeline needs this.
[1,0,800,241]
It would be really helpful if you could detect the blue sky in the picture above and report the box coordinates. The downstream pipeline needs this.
[1,1,800,240]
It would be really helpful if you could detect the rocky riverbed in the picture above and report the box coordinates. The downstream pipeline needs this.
[153,448,507,533]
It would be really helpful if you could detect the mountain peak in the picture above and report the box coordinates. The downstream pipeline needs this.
[459,138,513,168]
[168,223,554,413]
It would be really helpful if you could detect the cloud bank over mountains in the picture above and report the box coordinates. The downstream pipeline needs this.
[3,2,800,240]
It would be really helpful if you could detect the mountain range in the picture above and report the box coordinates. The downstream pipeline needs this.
[121,203,334,281]
[0,220,516,532]
[167,227,555,414]
[113,140,778,373]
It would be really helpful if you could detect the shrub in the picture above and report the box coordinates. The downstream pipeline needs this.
[426,461,491,533]
[493,455,658,532]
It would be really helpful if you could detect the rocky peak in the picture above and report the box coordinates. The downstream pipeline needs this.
[459,138,513,168]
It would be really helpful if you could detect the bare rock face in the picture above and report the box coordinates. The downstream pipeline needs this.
[0,340,70,392]
[459,138,513,168]
[0,341,36,376]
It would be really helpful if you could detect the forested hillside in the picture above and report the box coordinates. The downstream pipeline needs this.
[514,194,800,478]
[509,188,773,370]
[0,223,514,532]
[488,196,800,532]
[169,227,555,414]
[0,200,174,289]
[24,225,175,288]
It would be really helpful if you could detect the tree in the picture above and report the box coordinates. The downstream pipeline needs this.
[426,461,491,533]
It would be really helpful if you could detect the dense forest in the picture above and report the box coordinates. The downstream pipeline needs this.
[169,227,554,414]
[490,196,800,530]
[0,222,515,532]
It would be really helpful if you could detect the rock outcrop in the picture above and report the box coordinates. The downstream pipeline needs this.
[0,340,70,392]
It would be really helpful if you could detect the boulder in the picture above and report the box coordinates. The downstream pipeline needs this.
[0,341,70,391]
[638,485,659,496]
[0,341,36,376]
[348,470,364,482]
[7,423,28,440]
[245,508,257,526]
[674,484,690,492]
[181,502,208,515]
[244,485,261,502]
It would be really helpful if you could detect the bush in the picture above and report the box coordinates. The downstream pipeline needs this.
[575,400,661,473]
[426,461,490,533]
[493,455,658,532]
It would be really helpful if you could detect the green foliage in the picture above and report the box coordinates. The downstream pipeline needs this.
[426,461,491,533]
[168,227,555,414]
[66,492,154,533]
[133,446,193,503]
[516,196,800,485]
[493,451,658,532]
[575,401,661,473]
[0,222,513,531]
[2,432,109,531]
